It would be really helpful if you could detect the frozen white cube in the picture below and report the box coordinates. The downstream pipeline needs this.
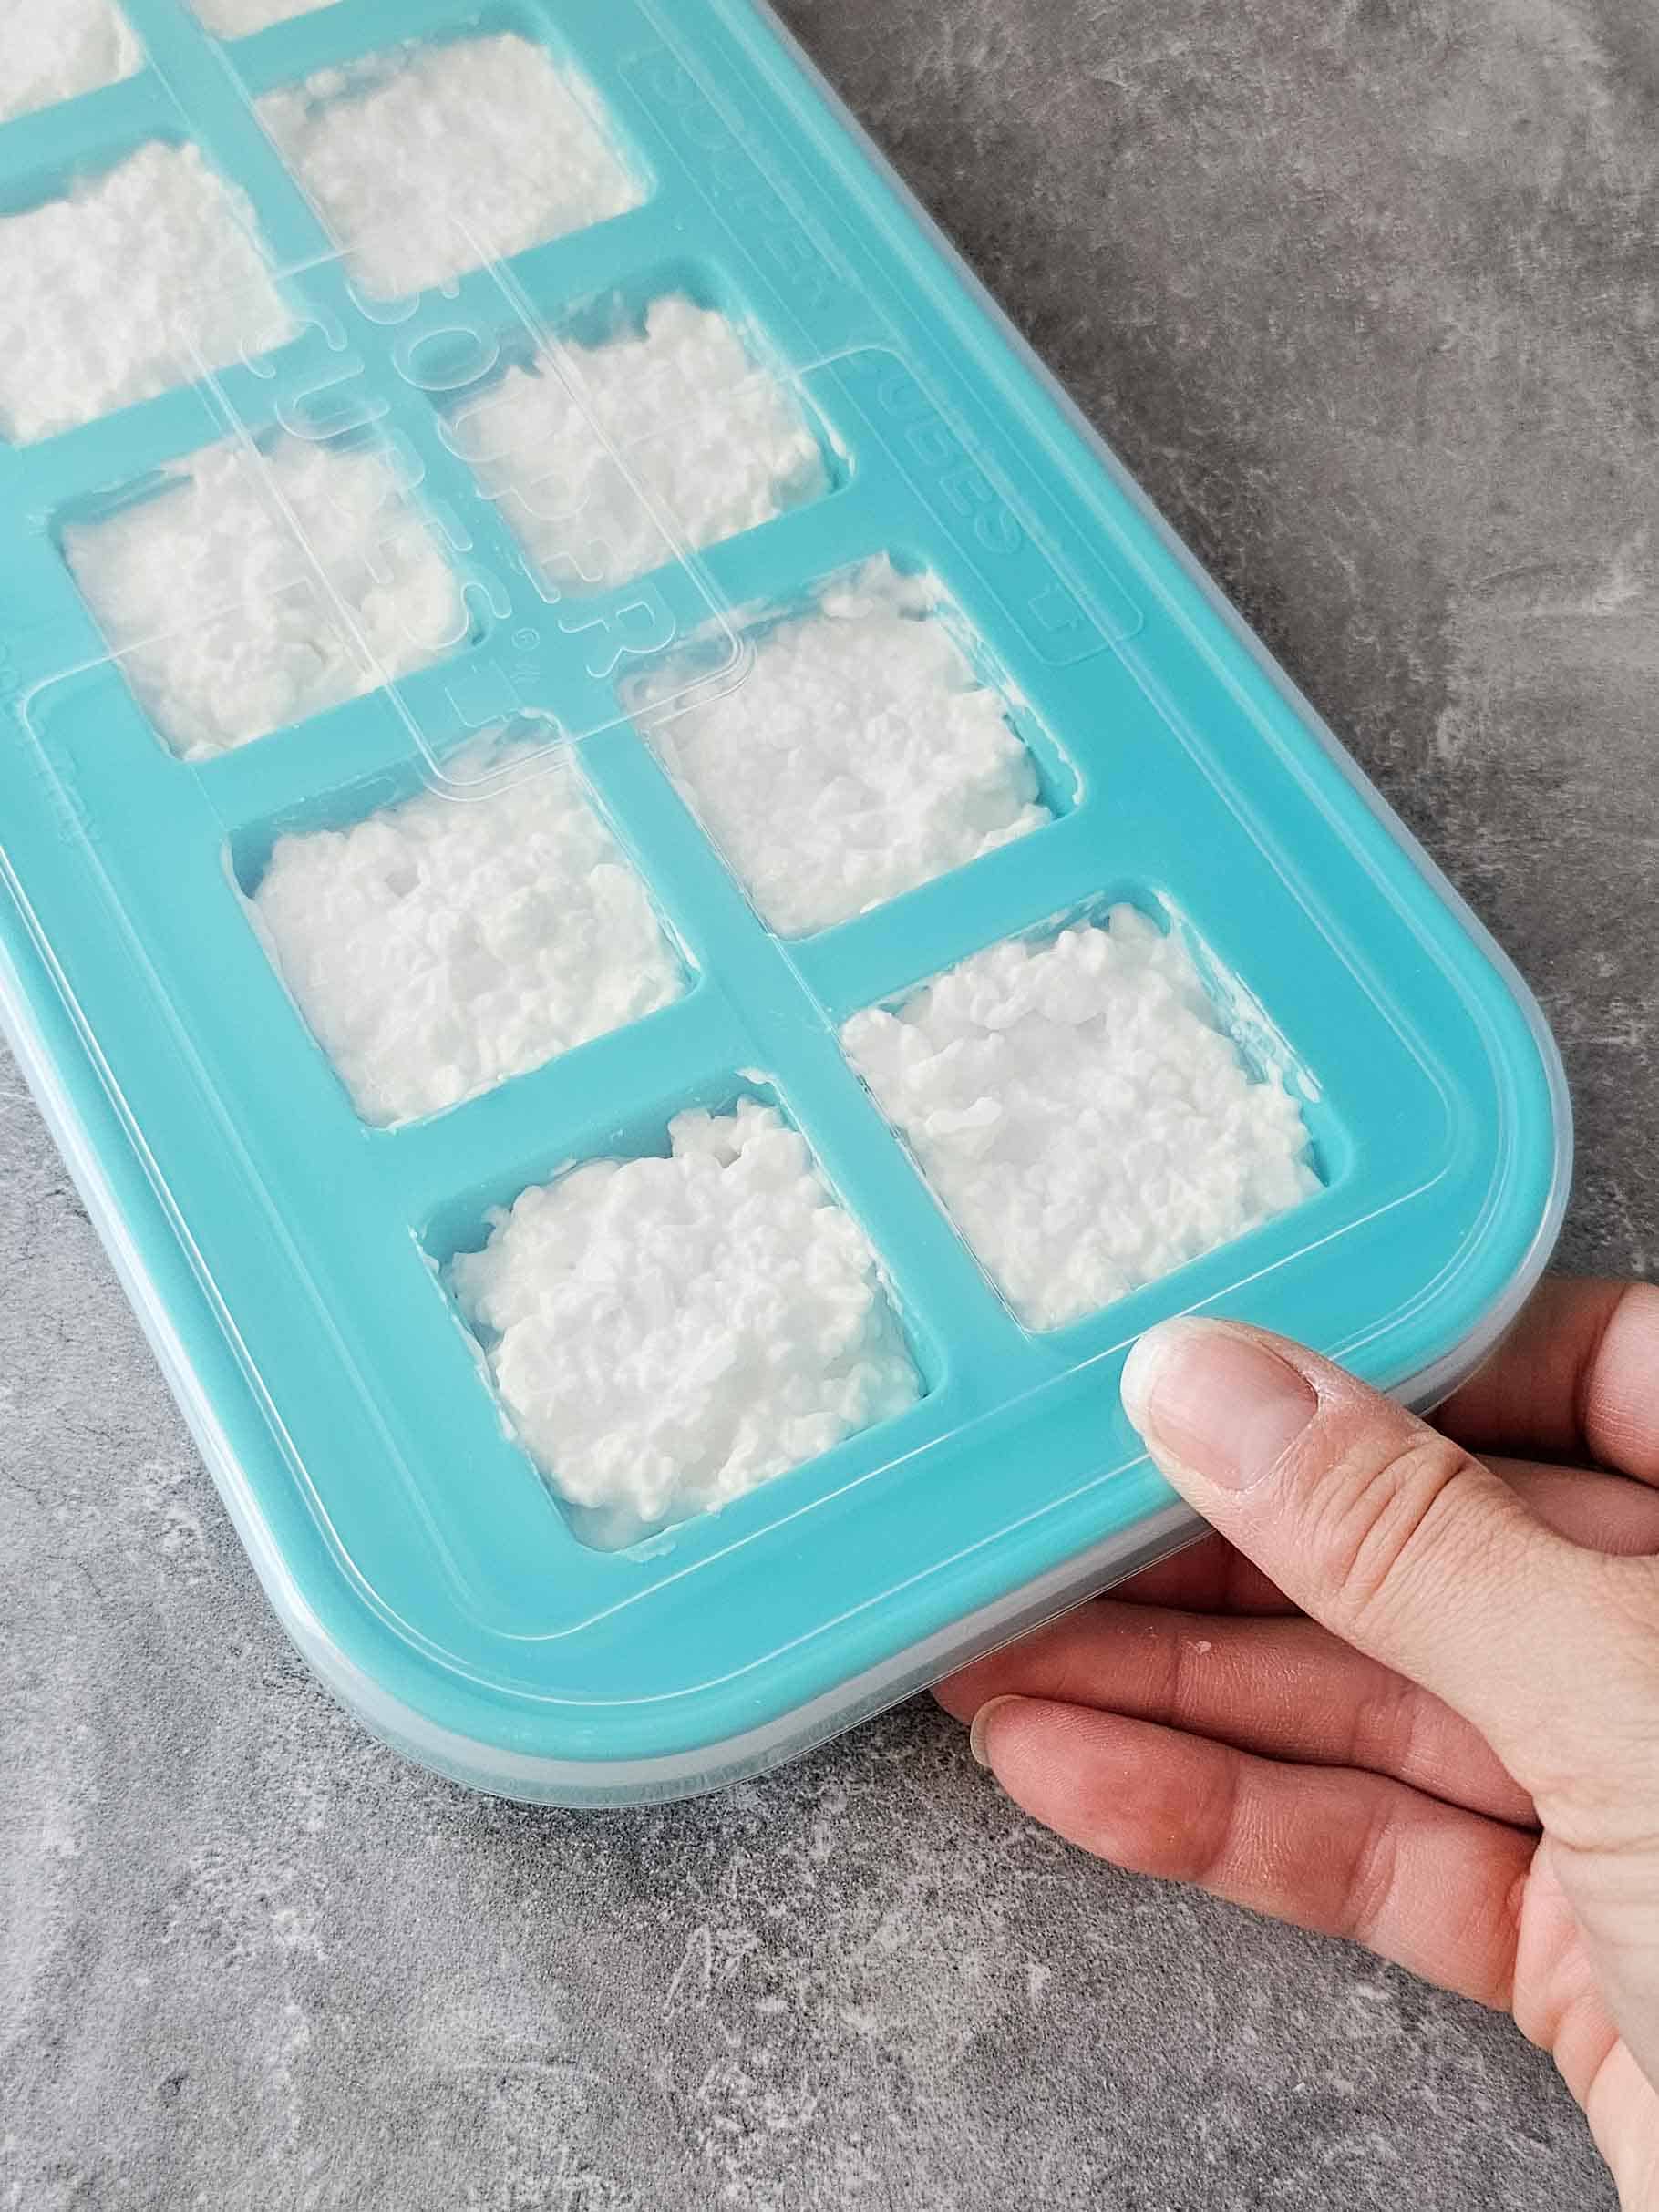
[0,142,294,443]
[448,295,828,592]
[252,738,684,1127]
[631,561,1055,937]
[190,0,325,33]
[0,0,140,125]
[64,430,466,757]
[258,33,643,300]
[842,911,1319,1330]
[451,1099,922,1547]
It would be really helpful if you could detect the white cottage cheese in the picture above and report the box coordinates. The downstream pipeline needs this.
[452,1100,922,1547]
[448,296,828,592]
[190,0,321,33]
[842,911,1318,1330]
[64,431,465,758]
[258,33,642,300]
[0,0,140,124]
[252,741,683,1127]
[634,562,1054,937]
[0,141,293,443]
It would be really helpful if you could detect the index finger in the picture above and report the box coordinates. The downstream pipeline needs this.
[1436,1275,1659,1482]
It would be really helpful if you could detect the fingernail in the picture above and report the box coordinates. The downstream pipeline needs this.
[1121,1318,1317,1493]
[968,1695,1023,1768]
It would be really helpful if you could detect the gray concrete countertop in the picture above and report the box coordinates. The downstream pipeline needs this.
[4,2,1654,2205]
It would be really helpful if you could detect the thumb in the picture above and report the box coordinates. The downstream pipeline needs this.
[1120,1316,1659,1820]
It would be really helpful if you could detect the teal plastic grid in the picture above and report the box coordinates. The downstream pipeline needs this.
[0,0,1567,1801]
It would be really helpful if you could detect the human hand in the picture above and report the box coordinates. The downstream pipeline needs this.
[936,1277,1659,2206]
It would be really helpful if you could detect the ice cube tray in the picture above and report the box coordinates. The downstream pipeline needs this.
[0,0,1569,1804]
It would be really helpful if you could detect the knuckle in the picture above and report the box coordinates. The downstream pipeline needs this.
[1350,1665,1423,1781]
[1300,1428,1481,1641]
[1187,1755,1248,1891]
[1507,1557,1659,1837]
[1159,1619,1195,1728]
[1338,1795,1403,1947]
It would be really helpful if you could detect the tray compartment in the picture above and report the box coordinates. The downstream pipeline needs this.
[252,16,647,303]
[58,418,473,758]
[0,2,144,128]
[0,129,294,445]
[436,1078,933,1551]
[240,726,690,1127]
[623,552,1073,941]
[435,262,847,602]
[841,903,1323,1335]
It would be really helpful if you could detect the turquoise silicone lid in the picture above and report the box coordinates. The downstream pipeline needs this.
[0,0,1566,1802]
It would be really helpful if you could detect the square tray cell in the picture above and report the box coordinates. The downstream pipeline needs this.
[62,428,468,759]
[0,0,140,125]
[0,140,293,444]
[256,30,644,301]
[190,0,321,33]
[446,293,831,594]
[448,1095,923,1550]
[841,909,1321,1331]
[248,736,685,1127]
[628,559,1062,938]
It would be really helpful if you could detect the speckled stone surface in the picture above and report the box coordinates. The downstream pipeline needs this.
[4,2,1654,2205]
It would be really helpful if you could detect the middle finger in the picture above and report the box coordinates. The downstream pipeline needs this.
[935,1597,1536,1826]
